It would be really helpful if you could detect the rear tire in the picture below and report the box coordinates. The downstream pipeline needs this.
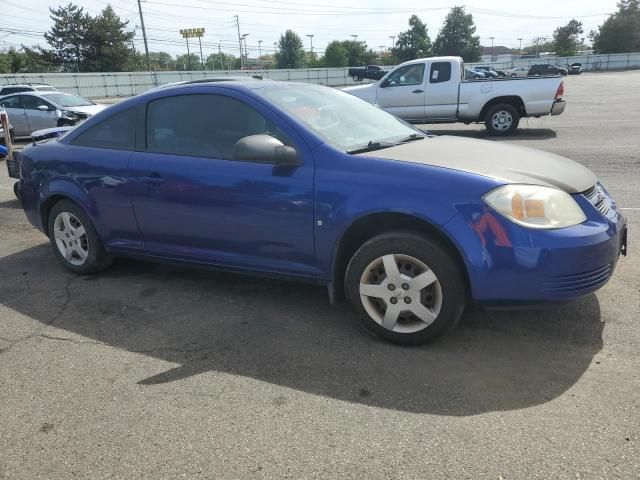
[47,200,113,274]
[484,103,520,136]
[345,231,466,345]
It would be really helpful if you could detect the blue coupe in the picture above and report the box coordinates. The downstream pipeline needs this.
[16,80,627,344]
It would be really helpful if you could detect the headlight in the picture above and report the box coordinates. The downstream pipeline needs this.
[483,184,586,229]
[60,110,79,120]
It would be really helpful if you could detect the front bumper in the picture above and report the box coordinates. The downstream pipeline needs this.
[551,99,566,116]
[448,184,627,304]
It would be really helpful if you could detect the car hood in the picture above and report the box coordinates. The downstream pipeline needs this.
[342,83,377,102]
[358,136,597,193]
[64,104,108,116]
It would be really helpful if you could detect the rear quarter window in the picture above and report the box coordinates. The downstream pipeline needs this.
[430,62,452,83]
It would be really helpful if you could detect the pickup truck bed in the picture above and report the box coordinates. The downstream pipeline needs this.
[343,56,566,135]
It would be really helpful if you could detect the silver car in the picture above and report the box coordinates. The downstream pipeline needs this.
[0,91,106,137]
[505,67,530,78]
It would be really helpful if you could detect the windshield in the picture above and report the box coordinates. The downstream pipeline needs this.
[256,85,423,152]
[43,93,94,108]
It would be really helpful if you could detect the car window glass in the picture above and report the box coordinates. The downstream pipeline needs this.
[0,95,22,109]
[386,64,425,87]
[71,108,136,150]
[430,62,452,83]
[1,87,28,95]
[146,94,291,160]
[22,96,53,111]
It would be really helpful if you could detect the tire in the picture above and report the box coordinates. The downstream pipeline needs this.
[47,199,113,274]
[511,73,517,77]
[13,182,20,200]
[484,103,520,136]
[345,231,466,345]
[353,75,361,82]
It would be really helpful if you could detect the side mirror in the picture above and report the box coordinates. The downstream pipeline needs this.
[37,105,51,111]
[233,134,302,167]
[380,79,389,88]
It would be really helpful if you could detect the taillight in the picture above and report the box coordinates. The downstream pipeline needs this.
[555,81,564,100]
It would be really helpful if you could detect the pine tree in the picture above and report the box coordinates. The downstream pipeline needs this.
[433,7,481,62]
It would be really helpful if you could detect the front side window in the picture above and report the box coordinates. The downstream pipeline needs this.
[71,108,136,150]
[0,95,22,109]
[430,62,452,83]
[385,64,425,87]
[146,94,288,159]
[22,96,54,111]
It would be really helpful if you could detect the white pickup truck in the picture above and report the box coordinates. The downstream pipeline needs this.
[343,56,566,135]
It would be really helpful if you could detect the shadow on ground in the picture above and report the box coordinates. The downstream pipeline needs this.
[427,128,558,141]
[0,198,21,210]
[0,244,603,416]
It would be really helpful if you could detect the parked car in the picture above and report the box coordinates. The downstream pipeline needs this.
[0,91,107,137]
[568,63,582,75]
[348,65,387,82]
[0,83,59,96]
[473,66,500,78]
[15,80,627,345]
[505,67,530,78]
[464,68,485,80]
[528,64,568,76]
[343,56,566,135]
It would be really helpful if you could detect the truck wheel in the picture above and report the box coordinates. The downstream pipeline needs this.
[353,74,361,82]
[485,103,520,136]
[345,231,466,345]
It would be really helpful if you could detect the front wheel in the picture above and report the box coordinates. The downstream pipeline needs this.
[484,103,520,136]
[345,231,466,345]
[48,200,113,274]
[353,74,361,82]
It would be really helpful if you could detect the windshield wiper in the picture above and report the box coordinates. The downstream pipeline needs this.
[347,140,396,154]
[396,133,426,144]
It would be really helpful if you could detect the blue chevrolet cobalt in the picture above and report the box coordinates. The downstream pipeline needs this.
[16,80,627,344]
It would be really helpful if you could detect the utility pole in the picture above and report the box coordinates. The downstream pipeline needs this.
[198,36,204,70]
[218,43,224,70]
[258,40,263,67]
[136,0,151,71]
[389,35,395,49]
[517,37,523,58]
[351,34,358,42]
[378,45,385,60]
[489,36,495,62]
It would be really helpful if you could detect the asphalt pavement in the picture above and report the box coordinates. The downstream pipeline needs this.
[1,70,639,479]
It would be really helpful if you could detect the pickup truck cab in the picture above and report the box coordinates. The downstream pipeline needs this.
[343,56,566,135]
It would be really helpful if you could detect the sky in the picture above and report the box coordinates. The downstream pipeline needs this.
[1,0,620,59]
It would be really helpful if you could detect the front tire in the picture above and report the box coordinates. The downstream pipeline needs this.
[345,231,466,345]
[47,200,113,274]
[484,103,520,136]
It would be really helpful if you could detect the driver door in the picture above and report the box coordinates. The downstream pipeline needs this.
[21,95,58,132]
[376,63,426,121]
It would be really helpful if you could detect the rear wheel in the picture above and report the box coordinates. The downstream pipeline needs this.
[353,74,361,82]
[484,103,520,136]
[345,231,466,345]
[47,200,113,274]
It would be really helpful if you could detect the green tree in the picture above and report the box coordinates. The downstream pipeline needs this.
[205,52,240,70]
[591,0,640,53]
[148,51,176,71]
[175,53,203,71]
[323,40,349,67]
[343,40,376,66]
[276,30,306,68]
[552,19,584,56]
[392,15,432,63]
[43,3,91,72]
[82,6,135,72]
[0,47,54,73]
[433,6,481,62]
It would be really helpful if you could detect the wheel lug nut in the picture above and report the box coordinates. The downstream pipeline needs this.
[404,297,412,304]
[402,283,409,290]
[389,297,398,304]
[388,284,396,291]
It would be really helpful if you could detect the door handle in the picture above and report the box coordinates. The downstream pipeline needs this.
[140,173,166,186]
[413,89,424,93]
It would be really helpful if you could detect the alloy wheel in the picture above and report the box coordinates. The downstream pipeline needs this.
[53,211,89,266]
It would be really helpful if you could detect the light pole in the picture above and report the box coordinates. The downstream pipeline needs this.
[306,34,314,62]
[517,37,523,59]
[351,34,358,42]
[218,42,224,70]
[242,33,249,67]
[389,35,395,49]
[258,40,263,67]
[378,45,385,61]
[535,36,547,58]
[489,36,495,62]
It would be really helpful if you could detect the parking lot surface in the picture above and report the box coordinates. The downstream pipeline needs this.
[1,71,639,479]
